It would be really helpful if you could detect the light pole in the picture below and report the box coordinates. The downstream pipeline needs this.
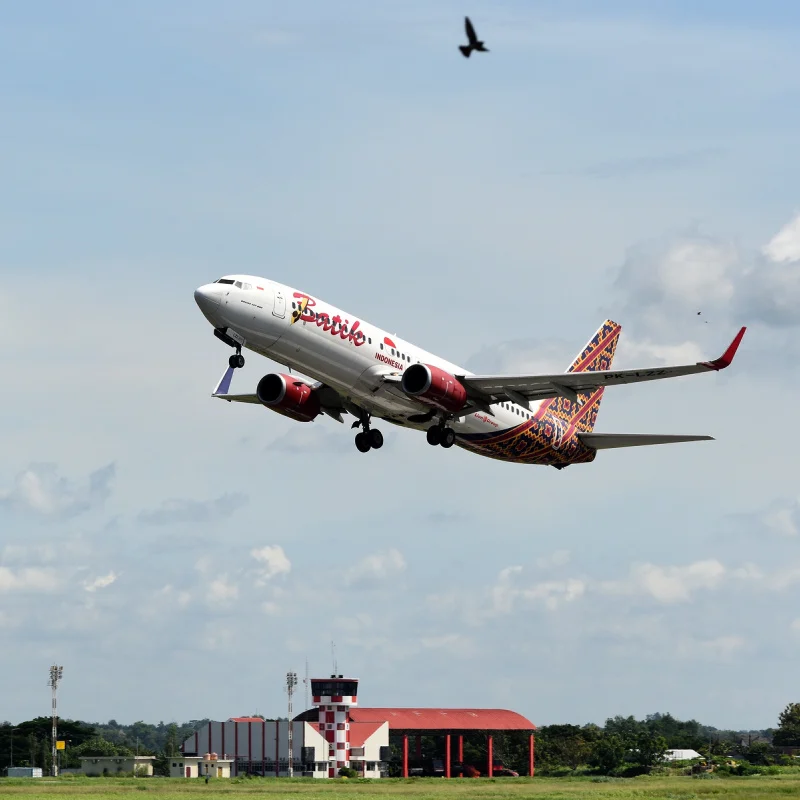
[48,665,63,777]
[286,672,298,778]
[10,728,19,771]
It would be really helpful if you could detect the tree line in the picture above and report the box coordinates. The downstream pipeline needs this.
[2,704,799,777]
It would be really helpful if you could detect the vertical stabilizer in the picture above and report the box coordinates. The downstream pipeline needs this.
[549,320,622,433]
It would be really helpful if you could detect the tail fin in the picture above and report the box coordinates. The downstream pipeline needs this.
[459,45,472,57]
[550,320,622,434]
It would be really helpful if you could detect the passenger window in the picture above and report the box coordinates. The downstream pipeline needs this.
[368,338,372,344]
[380,343,383,350]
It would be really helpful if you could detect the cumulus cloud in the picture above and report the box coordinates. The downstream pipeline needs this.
[83,571,118,592]
[602,559,726,603]
[762,498,800,538]
[138,492,248,525]
[763,213,800,263]
[345,548,406,587]
[609,213,800,347]
[208,576,238,603]
[251,545,291,583]
[0,463,115,518]
[0,566,58,593]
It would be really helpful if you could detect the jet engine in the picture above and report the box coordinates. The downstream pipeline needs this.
[401,364,468,413]
[256,374,321,422]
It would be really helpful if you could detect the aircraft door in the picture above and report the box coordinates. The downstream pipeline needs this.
[273,290,286,318]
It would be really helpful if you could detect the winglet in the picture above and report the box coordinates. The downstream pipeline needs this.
[700,327,746,371]
[213,366,235,396]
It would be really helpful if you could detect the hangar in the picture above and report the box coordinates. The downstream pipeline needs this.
[179,675,535,779]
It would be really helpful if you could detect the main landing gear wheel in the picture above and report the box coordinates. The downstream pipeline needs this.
[368,429,384,449]
[229,353,245,369]
[440,427,456,448]
[355,432,371,453]
[427,425,455,448]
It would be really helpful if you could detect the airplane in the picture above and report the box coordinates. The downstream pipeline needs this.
[194,276,746,468]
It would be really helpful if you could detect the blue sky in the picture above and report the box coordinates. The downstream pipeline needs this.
[2,0,800,732]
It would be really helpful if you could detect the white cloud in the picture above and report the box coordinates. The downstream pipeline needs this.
[84,571,118,592]
[762,499,799,537]
[0,463,115,518]
[602,559,726,603]
[0,566,58,593]
[791,619,800,634]
[261,601,280,616]
[345,548,406,587]
[763,213,800,263]
[251,545,291,583]
[208,576,238,603]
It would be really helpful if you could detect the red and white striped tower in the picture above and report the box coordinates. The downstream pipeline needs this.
[311,675,358,778]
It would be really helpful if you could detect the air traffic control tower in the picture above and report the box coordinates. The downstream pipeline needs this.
[311,675,358,777]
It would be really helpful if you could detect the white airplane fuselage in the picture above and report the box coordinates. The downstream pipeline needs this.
[194,275,535,443]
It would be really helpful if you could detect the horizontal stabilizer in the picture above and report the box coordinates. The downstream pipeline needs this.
[578,433,714,450]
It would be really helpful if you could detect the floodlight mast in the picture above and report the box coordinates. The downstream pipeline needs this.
[49,665,63,777]
[286,672,298,777]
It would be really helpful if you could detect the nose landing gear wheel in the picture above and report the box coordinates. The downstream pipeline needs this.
[355,432,371,453]
[229,353,245,369]
[440,427,456,448]
[368,429,384,449]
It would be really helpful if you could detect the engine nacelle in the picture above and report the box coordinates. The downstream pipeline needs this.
[256,373,321,422]
[401,363,468,413]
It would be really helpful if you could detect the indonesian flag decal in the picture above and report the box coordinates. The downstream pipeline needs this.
[383,336,396,348]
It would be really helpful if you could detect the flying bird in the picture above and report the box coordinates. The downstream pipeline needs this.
[460,17,488,58]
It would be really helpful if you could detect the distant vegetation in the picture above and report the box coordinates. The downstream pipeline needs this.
[1,704,799,778]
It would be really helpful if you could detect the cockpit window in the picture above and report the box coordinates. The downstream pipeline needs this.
[216,279,235,284]
[234,281,242,288]
[242,283,252,290]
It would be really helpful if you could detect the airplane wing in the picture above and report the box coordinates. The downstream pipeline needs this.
[211,367,349,422]
[459,327,745,406]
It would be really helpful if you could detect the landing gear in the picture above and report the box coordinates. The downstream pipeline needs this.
[228,352,245,369]
[355,432,371,453]
[427,425,456,448]
[352,411,383,453]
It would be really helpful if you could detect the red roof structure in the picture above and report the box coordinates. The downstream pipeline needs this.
[350,708,534,731]
[228,717,264,723]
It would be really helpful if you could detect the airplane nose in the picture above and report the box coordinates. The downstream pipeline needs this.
[194,284,220,312]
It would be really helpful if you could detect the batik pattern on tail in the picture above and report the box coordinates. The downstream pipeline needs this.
[546,319,621,436]
[456,320,621,466]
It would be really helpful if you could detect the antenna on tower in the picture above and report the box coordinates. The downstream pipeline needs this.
[48,665,63,777]
[303,659,309,711]
[286,671,298,778]
[331,641,337,675]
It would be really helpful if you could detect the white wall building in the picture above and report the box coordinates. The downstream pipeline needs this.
[180,711,388,778]
[80,756,155,776]
[169,754,233,778]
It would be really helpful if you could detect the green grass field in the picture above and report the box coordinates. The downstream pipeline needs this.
[2,775,800,800]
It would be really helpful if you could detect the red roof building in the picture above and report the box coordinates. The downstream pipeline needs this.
[296,706,536,778]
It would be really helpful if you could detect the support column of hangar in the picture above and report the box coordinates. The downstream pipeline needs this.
[311,675,358,778]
